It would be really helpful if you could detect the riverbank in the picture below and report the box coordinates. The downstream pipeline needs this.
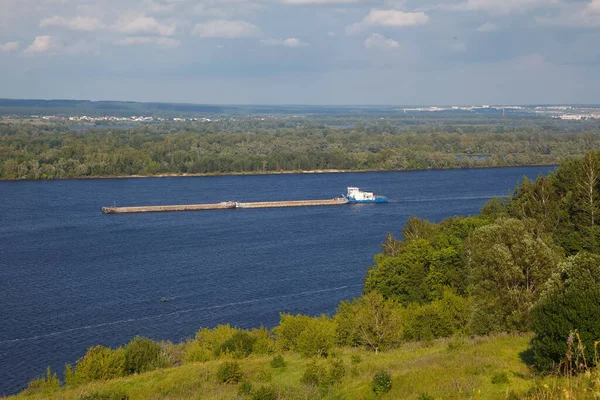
[0,163,559,182]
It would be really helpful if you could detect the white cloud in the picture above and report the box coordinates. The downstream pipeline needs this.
[112,13,176,36]
[346,9,429,35]
[0,41,20,52]
[261,38,308,47]
[476,22,498,32]
[364,33,400,50]
[449,0,560,16]
[191,20,260,38]
[536,0,600,27]
[24,36,55,53]
[40,15,106,31]
[114,36,181,47]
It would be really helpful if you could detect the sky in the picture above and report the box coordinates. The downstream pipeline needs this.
[1,0,600,105]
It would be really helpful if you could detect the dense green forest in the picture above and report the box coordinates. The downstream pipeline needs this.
[2,118,600,180]
[12,152,600,400]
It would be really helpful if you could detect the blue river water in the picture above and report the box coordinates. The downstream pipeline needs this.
[0,166,554,395]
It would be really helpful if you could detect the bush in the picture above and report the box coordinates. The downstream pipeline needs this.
[196,324,239,353]
[491,372,510,384]
[183,340,212,363]
[335,292,403,353]
[270,354,286,368]
[215,331,256,358]
[274,314,311,351]
[78,391,129,400]
[250,327,276,355]
[404,290,470,341]
[372,370,392,396]
[124,336,162,374]
[238,381,253,395]
[23,367,61,395]
[301,360,327,387]
[217,361,243,384]
[274,313,336,357]
[417,394,435,400]
[531,253,600,372]
[252,386,278,400]
[327,358,346,384]
[296,316,337,357]
[65,346,127,385]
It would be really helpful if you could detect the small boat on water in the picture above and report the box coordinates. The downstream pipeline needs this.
[343,187,389,203]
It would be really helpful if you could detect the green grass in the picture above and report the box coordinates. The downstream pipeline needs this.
[5,334,582,400]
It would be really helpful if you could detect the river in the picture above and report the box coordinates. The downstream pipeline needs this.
[0,166,554,395]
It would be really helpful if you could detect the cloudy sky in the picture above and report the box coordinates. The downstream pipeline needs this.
[1,0,600,105]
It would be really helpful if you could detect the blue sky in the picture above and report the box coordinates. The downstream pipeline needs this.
[1,0,600,105]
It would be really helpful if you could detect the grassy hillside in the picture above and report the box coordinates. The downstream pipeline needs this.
[7,334,588,400]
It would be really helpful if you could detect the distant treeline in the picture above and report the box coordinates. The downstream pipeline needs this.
[1,121,599,180]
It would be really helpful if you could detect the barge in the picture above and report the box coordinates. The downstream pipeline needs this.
[101,187,386,214]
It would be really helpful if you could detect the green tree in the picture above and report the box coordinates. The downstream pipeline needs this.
[531,252,600,372]
[65,345,127,386]
[123,336,163,374]
[466,218,563,334]
[335,292,403,353]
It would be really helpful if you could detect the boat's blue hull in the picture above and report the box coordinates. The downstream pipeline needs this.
[347,196,389,203]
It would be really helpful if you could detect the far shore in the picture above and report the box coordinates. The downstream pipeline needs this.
[0,164,558,182]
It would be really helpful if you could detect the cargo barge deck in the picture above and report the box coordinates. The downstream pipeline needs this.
[102,198,348,214]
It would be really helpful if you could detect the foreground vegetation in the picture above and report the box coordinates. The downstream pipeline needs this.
[8,152,600,399]
[1,118,600,180]
[3,335,582,400]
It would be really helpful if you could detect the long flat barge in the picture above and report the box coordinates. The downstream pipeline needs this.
[102,198,348,214]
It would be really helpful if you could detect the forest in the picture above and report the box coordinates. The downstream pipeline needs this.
[1,117,600,180]
[10,152,600,399]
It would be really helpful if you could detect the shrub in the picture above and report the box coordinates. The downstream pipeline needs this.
[23,367,61,395]
[275,313,336,357]
[372,370,392,396]
[250,327,276,355]
[217,361,243,384]
[215,331,256,358]
[327,358,346,384]
[195,324,239,353]
[238,381,253,395]
[78,391,129,400]
[301,360,327,387]
[417,393,435,400]
[65,346,126,385]
[273,314,311,351]
[252,386,278,400]
[124,336,162,374]
[404,290,470,341]
[160,341,185,367]
[183,340,212,363]
[491,372,510,384]
[270,354,286,368]
[296,316,337,357]
[531,253,600,372]
[335,292,404,353]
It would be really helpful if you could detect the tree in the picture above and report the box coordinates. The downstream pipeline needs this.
[531,252,600,372]
[466,218,564,334]
[124,336,163,374]
[335,292,403,353]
